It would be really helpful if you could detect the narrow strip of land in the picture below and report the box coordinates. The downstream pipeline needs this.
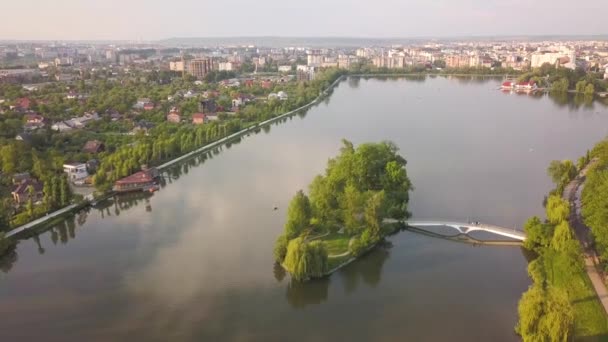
[564,158,608,315]
[4,76,348,239]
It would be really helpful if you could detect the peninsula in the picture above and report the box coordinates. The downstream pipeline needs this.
[273,140,412,281]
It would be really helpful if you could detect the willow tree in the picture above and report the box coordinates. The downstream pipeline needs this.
[283,237,328,281]
[546,195,570,225]
[516,286,573,342]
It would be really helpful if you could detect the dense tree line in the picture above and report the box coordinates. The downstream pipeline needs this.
[518,149,608,341]
[519,194,579,341]
[274,140,412,281]
[582,139,608,267]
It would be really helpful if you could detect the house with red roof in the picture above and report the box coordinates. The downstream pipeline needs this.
[11,97,32,110]
[167,107,181,123]
[192,113,206,125]
[113,168,159,193]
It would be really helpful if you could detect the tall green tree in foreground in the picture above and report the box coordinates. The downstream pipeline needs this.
[284,190,312,239]
[283,237,328,281]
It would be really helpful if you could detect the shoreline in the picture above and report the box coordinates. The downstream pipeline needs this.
[2,75,348,241]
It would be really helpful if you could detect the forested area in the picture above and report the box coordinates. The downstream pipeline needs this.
[274,140,412,281]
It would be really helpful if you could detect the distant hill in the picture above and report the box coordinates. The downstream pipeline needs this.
[158,35,608,48]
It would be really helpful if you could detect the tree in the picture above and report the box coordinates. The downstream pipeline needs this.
[584,83,595,96]
[364,191,385,239]
[283,237,328,281]
[516,286,573,342]
[274,234,288,263]
[60,176,70,206]
[547,160,576,186]
[575,80,588,93]
[546,195,570,225]
[523,216,553,250]
[551,221,574,253]
[551,78,569,93]
[284,190,312,239]
[340,184,364,235]
[26,185,35,218]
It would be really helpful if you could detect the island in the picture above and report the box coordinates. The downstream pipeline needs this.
[273,139,412,281]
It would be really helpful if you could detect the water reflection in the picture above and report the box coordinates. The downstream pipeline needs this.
[339,242,391,293]
[286,277,330,309]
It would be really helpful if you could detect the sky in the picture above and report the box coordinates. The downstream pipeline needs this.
[0,0,605,41]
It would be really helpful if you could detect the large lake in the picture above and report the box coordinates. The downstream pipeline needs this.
[2,76,608,341]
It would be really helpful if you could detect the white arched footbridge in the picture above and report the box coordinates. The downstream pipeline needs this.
[385,219,526,241]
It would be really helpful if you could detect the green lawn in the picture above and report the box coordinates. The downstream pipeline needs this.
[318,232,351,256]
[545,251,608,340]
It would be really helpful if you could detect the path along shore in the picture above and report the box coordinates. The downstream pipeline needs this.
[563,158,608,315]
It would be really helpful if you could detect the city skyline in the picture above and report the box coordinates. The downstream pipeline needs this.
[1,0,606,41]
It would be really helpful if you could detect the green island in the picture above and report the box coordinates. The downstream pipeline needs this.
[273,139,412,281]
[517,143,608,341]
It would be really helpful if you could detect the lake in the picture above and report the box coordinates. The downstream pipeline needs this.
[2,76,608,341]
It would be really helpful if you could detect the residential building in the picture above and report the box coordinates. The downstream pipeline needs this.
[530,48,576,69]
[11,178,43,205]
[82,140,105,154]
[445,55,471,68]
[199,99,217,113]
[113,168,159,193]
[169,60,186,72]
[307,50,324,67]
[63,162,88,182]
[278,65,292,73]
[167,107,181,123]
[189,58,213,79]
[218,62,235,71]
[192,113,206,125]
[51,121,75,132]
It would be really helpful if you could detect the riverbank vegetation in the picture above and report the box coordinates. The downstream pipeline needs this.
[0,67,346,231]
[92,68,347,191]
[517,63,608,94]
[582,139,608,271]
[518,152,608,341]
[273,140,412,281]
[348,63,521,76]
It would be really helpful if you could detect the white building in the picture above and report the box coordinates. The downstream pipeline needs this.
[604,66,608,80]
[218,62,235,71]
[169,61,185,72]
[278,65,292,73]
[307,50,324,67]
[63,163,88,182]
[530,48,576,70]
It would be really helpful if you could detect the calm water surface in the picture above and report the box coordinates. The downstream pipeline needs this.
[2,76,608,341]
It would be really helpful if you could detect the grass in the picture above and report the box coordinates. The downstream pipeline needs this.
[317,232,351,256]
[544,251,608,340]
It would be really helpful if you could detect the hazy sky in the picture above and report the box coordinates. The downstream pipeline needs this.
[1,0,605,40]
